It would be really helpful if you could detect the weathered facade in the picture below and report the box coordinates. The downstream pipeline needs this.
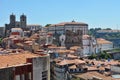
[0,51,50,80]
[46,21,88,35]
[65,30,83,49]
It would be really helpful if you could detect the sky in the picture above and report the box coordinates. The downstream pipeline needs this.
[1,0,120,29]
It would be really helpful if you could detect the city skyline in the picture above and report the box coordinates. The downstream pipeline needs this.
[1,0,120,29]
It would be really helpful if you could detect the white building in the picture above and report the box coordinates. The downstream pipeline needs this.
[82,35,97,55]
[46,32,53,45]
[97,38,113,52]
[46,20,88,35]
[11,28,24,37]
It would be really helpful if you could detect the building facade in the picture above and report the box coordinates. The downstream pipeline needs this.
[65,30,83,49]
[97,38,113,52]
[46,20,88,35]
[0,51,50,80]
[82,35,97,55]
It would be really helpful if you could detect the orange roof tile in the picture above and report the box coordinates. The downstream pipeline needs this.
[82,35,90,39]
[69,65,77,69]
[74,71,113,80]
[56,59,85,66]
[97,38,112,44]
[70,46,81,51]
[0,51,47,68]
[67,54,78,59]
[50,21,88,27]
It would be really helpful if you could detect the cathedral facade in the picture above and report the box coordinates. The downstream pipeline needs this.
[5,13,27,36]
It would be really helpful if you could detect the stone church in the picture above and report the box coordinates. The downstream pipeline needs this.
[5,13,27,36]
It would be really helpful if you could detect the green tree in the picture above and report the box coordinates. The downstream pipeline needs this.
[99,51,111,59]
[89,28,101,36]
[104,28,112,30]
[0,38,2,43]
[45,24,51,27]
[88,54,97,59]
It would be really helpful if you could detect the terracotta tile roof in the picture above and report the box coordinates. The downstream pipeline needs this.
[0,51,46,68]
[56,59,85,66]
[48,46,65,49]
[97,38,112,44]
[50,21,88,27]
[0,48,4,51]
[98,66,105,71]
[47,32,53,35]
[56,50,73,54]
[70,46,81,51]
[86,66,98,71]
[16,43,24,47]
[74,71,113,80]
[9,36,15,39]
[24,40,32,44]
[69,65,77,69]
[88,59,119,66]
[30,33,39,39]
[82,35,90,39]
[67,54,78,59]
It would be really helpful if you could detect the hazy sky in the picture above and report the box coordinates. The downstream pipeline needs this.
[1,0,120,29]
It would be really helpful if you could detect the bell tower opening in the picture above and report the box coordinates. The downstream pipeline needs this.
[20,13,27,29]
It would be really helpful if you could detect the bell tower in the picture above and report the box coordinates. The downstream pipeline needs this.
[20,13,27,29]
[10,13,16,28]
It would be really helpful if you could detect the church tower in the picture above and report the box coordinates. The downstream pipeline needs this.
[20,13,27,29]
[10,13,16,28]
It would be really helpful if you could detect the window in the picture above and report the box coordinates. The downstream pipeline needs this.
[70,69,73,72]
[42,70,48,80]
[42,78,47,80]
[22,18,25,21]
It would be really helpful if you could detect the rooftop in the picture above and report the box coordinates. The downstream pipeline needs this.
[73,71,113,80]
[85,59,119,66]
[50,21,88,27]
[0,51,47,68]
[56,59,85,66]
[82,35,90,39]
[97,38,112,44]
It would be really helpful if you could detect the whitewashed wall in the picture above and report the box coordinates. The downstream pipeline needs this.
[32,55,50,80]
[98,43,113,51]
